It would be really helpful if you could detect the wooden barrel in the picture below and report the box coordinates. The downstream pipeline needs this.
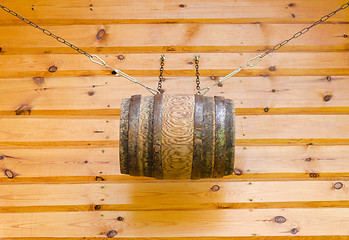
[120,94,235,179]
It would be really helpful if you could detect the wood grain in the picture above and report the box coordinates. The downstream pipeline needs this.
[0,24,348,50]
[0,208,348,237]
[0,0,348,238]
[161,95,195,179]
[0,181,347,208]
[0,118,118,142]
[1,0,348,23]
[0,75,348,111]
[2,145,349,180]
[0,53,348,73]
[0,115,348,143]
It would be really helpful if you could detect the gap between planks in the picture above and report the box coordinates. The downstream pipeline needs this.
[0,68,349,78]
[1,237,349,240]
[0,201,349,213]
[0,173,348,184]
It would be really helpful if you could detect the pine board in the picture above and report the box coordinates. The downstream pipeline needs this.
[0,146,348,178]
[0,209,348,237]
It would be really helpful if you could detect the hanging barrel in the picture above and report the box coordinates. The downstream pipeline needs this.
[119,94,235,179]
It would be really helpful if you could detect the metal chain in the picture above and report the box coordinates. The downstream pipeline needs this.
[157,55,165,92]
[0,4,160,95]
[194,55,201,93]
[198,1,349,95]
[0,5,92,58]
[1,2,348,96]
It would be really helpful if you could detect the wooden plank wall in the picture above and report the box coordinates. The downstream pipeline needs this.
[0,0,348,239]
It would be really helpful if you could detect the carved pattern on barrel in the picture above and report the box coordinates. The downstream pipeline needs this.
[119,94,235,179]
[161,95,195,179]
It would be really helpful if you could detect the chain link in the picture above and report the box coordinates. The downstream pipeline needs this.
[0,4,160,95]
[199,1,349,95]
[157,55,165,92]
[194,55,201,93]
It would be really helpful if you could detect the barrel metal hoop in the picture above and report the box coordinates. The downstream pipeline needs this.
[213,96,227,178]
[192,94,204,179]
[201,96,215,178]
[119,98,130,174]
[224,99,235,175]
[128,95,142,176]
[153,94,164,179]
[140,97,155,177]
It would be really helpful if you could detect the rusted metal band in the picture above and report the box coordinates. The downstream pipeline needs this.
[192,94,204,179]
[119,98,130,174]
[224,99,235,176]
[201,96,215,178]
[140,96,154,177]
[128,95,141,176]
[213,96,226,178]
[152,94,163,179]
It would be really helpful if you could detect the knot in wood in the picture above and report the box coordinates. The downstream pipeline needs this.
[211,185,220,192]
[4,169,14,179]
[118,55,125,60]
[94,205,101,210]
[107,230,117,238]
[290,228,299,235]
[268,66,276,71]
[96,29,106,40]
[274,216,286,223]
[48,65,57,73]
[334,182,343,190]
[323,95,332,102]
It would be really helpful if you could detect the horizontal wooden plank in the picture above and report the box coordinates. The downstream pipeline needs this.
[0,181,347,209]
[0,75,348,111]
[0,118,118,142]
[0,53,348,72]
[0,115,349,143]
[0,208,348,237]
[0,146,348,178]
[0,0,348,22]
[1,45,349,55]
[0,24,347,50]
[1,139,349,150]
